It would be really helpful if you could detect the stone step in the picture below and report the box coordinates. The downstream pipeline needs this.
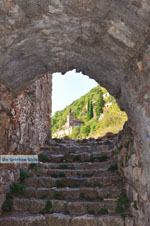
[24,186,122,201]
[30,168,118,178]
[0,212,129,226]
[41,144,115,155]
[13,198,117,215]
[39,151,114,163]
[25,176,122,188]
[0,213,46,226]
[46,136,117,147]
[38,160,116,170]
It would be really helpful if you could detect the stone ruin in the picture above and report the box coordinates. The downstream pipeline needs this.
[0,0,150,225]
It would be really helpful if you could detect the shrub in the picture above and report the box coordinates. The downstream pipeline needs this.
[90,154,94,162]
[99,155,109,162]
[41,200,53,214]
[108,163,118,171]
[133,200,138,210]
[116,192,130,217]
[10,182,25,195]
[98,208,108,215]
[90,122,97,132]
[80,125,90,138]
[2,192,14,212]
[39,154,49,163]
[20,170,30,183]
[71,126,80,140]
[29,163,39,170]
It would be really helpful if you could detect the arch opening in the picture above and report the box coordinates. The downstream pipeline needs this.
[51,69,128,140]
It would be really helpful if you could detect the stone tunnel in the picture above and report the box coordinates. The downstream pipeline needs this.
[0,0,150,225]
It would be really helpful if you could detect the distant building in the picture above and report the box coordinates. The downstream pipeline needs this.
[103,93,109,98]
[105,102,112,108]
[53,112,84,138]
[98,113,104,120]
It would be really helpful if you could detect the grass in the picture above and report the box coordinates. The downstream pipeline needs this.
[20,170,30,183]
[41,200,53,214]
[104,193,112,199]
[108,163,118,171]
[90,154,94,162]
[116,192,130,218]
[10,182,25,196]
[133,200,138,210]
[98,208,108,215]
[2,192,14,212]
[51,171,66,178]
[39,154,49,163]
[29,163,39,170]
[113,146,123,155]
[98,155,109,162]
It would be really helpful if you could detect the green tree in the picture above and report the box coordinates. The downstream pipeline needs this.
[90,122,97,133]
[89,101,93,119]
[80,125,90,138]
[87,99,90,121]
[95,89,105,117]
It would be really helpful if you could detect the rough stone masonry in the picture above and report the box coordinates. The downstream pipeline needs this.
[0,0,150,225]
[0,73,52,210]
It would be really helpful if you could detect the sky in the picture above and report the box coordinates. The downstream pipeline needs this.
[52,69,98,115]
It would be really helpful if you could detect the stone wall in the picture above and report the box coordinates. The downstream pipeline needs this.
[0,73,52,154]
[117,122,147,226]
[8,73,52,153]
[0,73,52,210]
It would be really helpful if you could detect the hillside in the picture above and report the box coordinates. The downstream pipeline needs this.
[51,85,128,139]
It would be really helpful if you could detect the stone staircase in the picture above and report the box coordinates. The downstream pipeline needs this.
[0,136,132,226]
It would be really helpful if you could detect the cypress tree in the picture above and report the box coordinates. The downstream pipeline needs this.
[89,101,93,119]
[95,89,105,117]
[87,99,90,120]
[87,100,93,121]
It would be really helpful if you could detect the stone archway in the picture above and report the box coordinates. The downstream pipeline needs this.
[0,0,150,225]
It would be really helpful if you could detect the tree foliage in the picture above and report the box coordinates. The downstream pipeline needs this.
[80,125,91,138]
[71,126,80,140]
[95,88,105,117]
[87,99,93,121]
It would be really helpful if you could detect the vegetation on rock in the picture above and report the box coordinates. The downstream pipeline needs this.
[2,192,14,212]
[52,85,128,139]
